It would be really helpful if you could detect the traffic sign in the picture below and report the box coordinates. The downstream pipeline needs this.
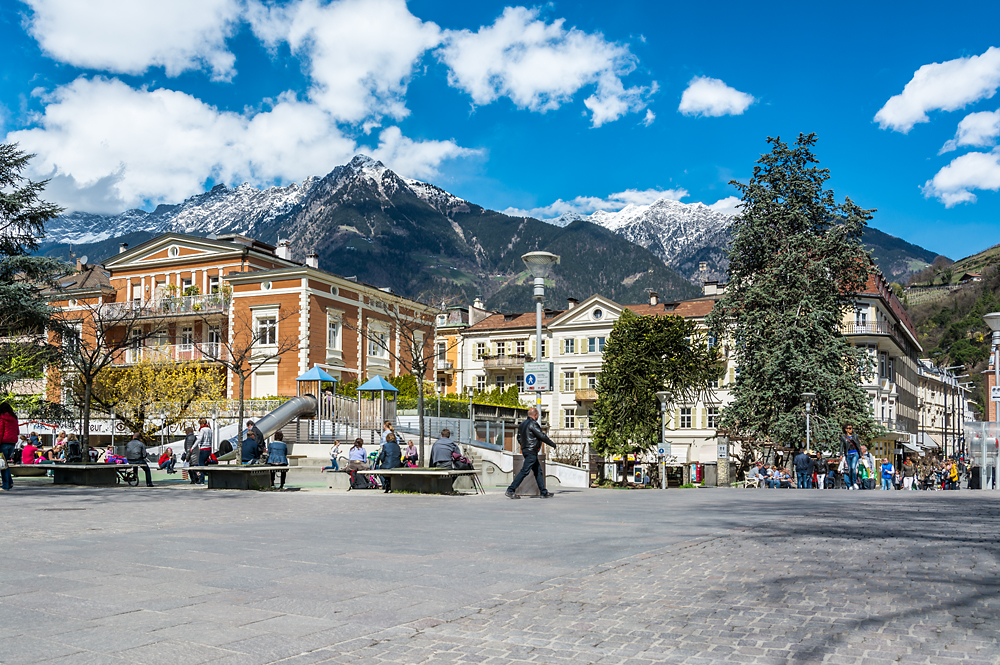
[524,361,551,392]
[658,447,665,455]
[717,444,728,459]
[991,386,1000,401]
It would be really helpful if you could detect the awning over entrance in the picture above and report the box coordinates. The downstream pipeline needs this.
[916,433,940,449]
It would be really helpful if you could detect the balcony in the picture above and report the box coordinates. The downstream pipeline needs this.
[436,359,454,372]
[101,293,230,321]
[839,322,907,350]
[575,388,598,402]
[121,343,230,365]
[877,419,909,433]
[483,354,530,370]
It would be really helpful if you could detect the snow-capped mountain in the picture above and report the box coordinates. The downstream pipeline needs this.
[546,198,735,282]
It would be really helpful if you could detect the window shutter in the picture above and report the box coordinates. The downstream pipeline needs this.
[673,408,680,430]
[558,372,564,391]
[728,367,735,384]
[578,337,585,354]
[701,408,707,429]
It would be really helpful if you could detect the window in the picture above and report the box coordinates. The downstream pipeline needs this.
[592,308,603,320]
[516,340,525,355]
[563,338,575,354]
[587,373,597,389]
[437,342,446,361]
[206,326,221,358]
[261,281,272,291]
[707,407,719,429]
[496,375,505,389]
[209,276,220,294]
[330,285,338,296]
[707,335,717,349]
[327,318,340,349]
[540,340,548,357]
[588,337,605,353]
[710,376,720,389]
[887,359,894,382]
[168,246,179,257]
[564,411,576,429]
[476,342,486,359]
[180,327,193,351]
[680,407,692,429]
[476,375,486,391]
[563,371,575,392]
[369,332,387,357]
[879,354,887,379]
[496,340,507,357]
[257,317,277,345]
[515,374,524,391]
[182,278,192,292]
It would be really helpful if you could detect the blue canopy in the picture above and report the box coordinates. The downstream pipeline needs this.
[357,375,398,392]
[295,366,338,382]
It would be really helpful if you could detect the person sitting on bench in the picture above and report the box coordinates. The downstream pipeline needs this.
[430,429,460,468]
[266,432,288,489]
[125,433,154,487]
[241,431,258,465]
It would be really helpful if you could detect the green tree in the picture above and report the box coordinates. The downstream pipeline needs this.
[707,134,877,459]
[591,309,720,469]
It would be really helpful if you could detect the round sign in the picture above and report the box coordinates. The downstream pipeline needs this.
[525,374,536,386]
[658,448,665,455]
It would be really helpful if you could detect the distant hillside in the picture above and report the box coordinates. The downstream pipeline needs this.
[862,227,944,283]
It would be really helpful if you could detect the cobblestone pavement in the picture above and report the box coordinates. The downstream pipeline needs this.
[1,482,998,664]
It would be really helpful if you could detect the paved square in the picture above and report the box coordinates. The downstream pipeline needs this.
[2,482,999,664]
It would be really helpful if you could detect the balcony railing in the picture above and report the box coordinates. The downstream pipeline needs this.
[121,343,230,365]
[839,322,907,349]
[436,359,454,372]
[574,388,598,402]
[877,419,908,433]
[101,293,230,321]
[483,354,530,370]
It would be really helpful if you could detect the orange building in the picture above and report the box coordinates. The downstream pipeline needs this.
[49,232,435,402]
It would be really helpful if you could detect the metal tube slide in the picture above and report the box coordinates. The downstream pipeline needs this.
[240,394,318,444]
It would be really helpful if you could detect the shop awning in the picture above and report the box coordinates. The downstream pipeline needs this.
[916,432,940,449]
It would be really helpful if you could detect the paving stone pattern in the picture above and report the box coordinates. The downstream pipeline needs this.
[1,482,998,664]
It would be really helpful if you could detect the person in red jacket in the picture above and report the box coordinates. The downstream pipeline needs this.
[0,402,20,491]
[157,448,177,474]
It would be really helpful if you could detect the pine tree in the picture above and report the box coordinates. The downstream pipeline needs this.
[592,309,720,471]
[706,134,877,457]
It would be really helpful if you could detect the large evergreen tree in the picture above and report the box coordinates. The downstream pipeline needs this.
[706,134,877,458]
[592,309,720,468]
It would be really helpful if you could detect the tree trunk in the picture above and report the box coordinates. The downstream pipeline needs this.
[417,372,425,467]
[237,372,246,451]
[81,378,93,459]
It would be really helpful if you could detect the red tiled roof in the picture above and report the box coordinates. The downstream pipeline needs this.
[465,310,566,332]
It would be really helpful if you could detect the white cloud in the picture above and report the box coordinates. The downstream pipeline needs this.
[248,0,441,124]
[922,147,1000,206]
[641,109,655,126]
[875,47,1000,133]
[504,187,688,219]
[707,196,742,216]
[678,76,755,117]
[6,77,472,213]
[939,109,1000,153]
[24,0,241,80]
[439,6,652,126]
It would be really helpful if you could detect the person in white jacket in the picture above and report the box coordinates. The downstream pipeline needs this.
[194,418,213,484]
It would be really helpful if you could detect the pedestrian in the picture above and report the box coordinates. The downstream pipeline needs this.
[430,429,460,468]
[840,424,861,489]
[266,431,288,489]
[902,457,916,490]
[327,440,341,471]
[182,426,198,484]
[195,418,213,484]
[243,420,264,451]
[0,402,19,491]
[376,431,401,493]
[860,446,877,490]
[794,449,813,489]
[814,455,827,490]
[948,460,959,490]
[880,457,894,490]
[125,432,154,487]
[380,420,394,445]
[506,408,556,499]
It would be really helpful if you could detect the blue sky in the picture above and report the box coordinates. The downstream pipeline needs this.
[2,0,1000,260]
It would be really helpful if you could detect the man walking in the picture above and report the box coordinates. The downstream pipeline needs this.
[507,408,556,499]
[793,449,813,489]
[124,433,154,488]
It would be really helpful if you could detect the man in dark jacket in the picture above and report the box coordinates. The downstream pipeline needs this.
[241,431,259,464]
[430,429,460,468]
[124,433,153,487]
[793,449,813,489]
[507,408,556,499]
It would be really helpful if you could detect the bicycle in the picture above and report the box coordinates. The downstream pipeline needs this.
[116,465,139,487]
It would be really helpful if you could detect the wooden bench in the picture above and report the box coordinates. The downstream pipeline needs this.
[327,468,482,494]
[9,463,146,486]
[188,465,291,490]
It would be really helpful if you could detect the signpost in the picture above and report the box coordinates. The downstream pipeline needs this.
[524,362,552,392]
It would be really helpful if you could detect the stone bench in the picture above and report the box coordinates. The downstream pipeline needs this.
[326,468,481,494]
[188,465,291,490]
[10,463,146,486]
[8,464,51,477]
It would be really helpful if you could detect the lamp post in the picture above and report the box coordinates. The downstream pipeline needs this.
[656,391,670,489]
[983,312,1000,490]
[521,251,560,410]
[801,392,815,455]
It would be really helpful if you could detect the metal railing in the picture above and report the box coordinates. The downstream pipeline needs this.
[101,293,230,320]
[483,354,529,369]
[839,322,907,349]
[121,343,230,364]
[574,388,598,402]
[436,359,454,371]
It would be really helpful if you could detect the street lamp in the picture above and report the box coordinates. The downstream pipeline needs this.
[801,392,815,455]
[656,391,670,489]
[983,312,1000,490]
[521,251,560,409]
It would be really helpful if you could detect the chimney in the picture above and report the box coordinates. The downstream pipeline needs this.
[305,251,319,269]
[276,239,291,261]
[703,281,718,296]
[649,291,659,307]
[473,297,484,310]
[119,243,128,254]
[567,297,578,309]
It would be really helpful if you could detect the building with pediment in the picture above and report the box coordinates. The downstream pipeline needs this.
[49,232,435,404]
